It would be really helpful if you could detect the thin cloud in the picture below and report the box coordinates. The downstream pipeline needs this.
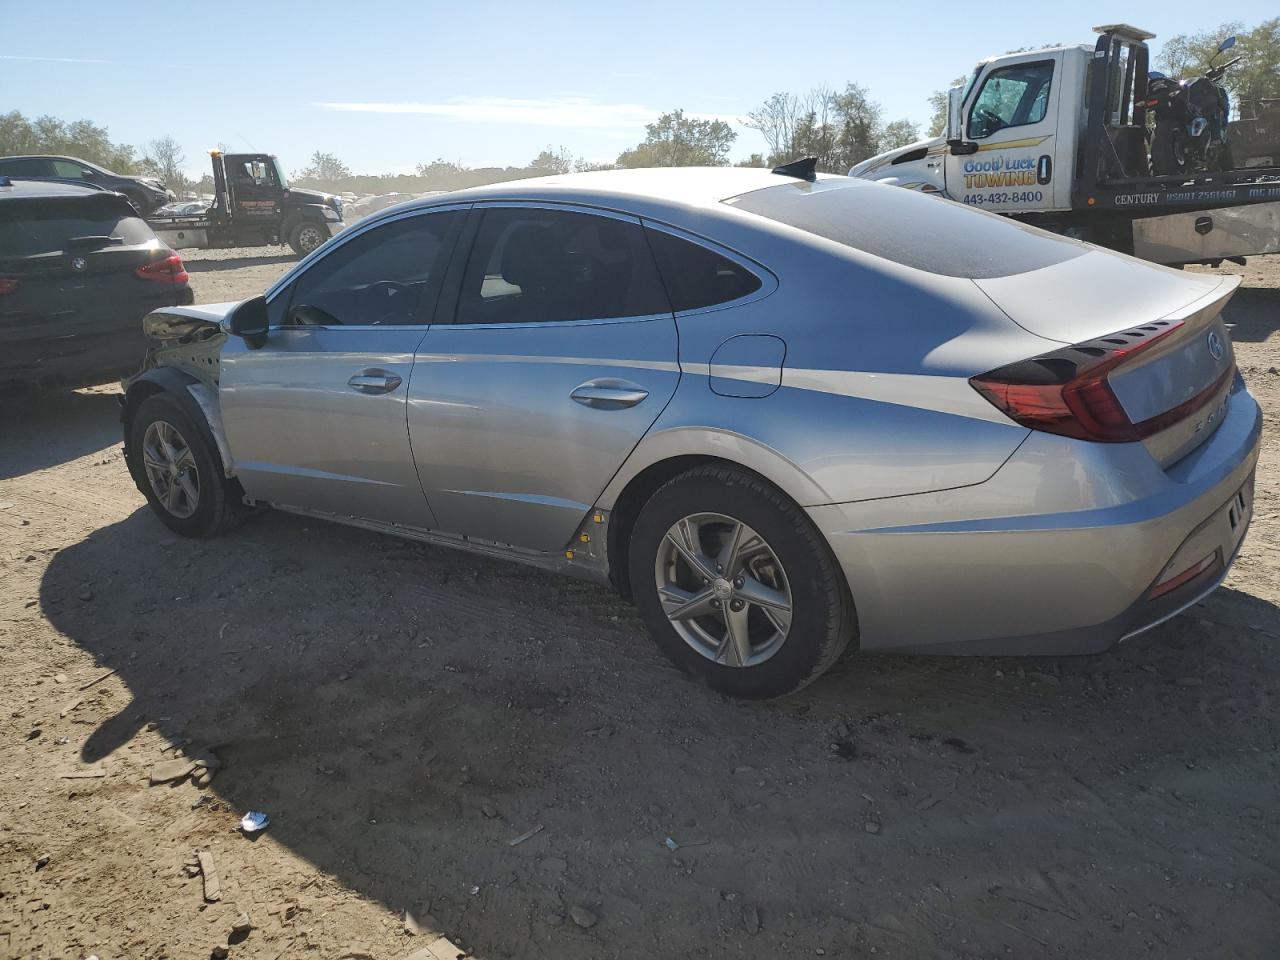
[315,96,746,128]
[1,54,114,64]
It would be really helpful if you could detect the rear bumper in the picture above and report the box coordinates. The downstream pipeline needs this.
[0,286,193,389]
[809,379,1262,655]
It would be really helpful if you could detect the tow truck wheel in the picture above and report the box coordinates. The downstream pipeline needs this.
[289,221,327,257]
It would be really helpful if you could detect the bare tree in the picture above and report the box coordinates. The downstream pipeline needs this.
[141,135,187,194]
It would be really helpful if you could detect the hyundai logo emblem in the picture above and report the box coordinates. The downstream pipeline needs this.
[71,256,87,272]
[1207,330,1224,361]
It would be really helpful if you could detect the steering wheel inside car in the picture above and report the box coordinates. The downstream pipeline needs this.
[975,108,1007,136]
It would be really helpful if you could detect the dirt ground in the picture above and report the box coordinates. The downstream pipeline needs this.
[1,244,1278,960]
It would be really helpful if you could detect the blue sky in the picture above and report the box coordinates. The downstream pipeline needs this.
[2,1,1273,177]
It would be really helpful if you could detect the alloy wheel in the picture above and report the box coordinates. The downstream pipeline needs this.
[141,419,200,519]
[654,512,793,668]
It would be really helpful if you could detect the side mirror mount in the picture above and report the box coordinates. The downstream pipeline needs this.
[945,86,978,155]
[227,294,269,349]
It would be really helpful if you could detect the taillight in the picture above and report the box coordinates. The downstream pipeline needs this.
[971,319,1229,443]
[1148,550,1220,599]
[135,253,188,284]
[0,277,17,295]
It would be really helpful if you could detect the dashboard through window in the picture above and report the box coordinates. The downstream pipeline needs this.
[455,207,670,325]
[283,211,462,327]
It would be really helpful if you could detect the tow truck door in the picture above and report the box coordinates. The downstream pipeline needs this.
[223,154,282,229]
[946,51,1067,213]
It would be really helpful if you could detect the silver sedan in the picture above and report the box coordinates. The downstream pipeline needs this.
[121,166,1260,698]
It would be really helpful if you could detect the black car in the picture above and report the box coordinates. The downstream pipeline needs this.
[0,155,174,215]
[0,177,193,389]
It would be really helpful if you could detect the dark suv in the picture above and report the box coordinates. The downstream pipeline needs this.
[0,177,193,389]
[0,155,175,215]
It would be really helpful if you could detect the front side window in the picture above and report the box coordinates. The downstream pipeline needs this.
[50,160,93,179]
[968,60,1054,139]
[455,207,669,325]
[280,211,462,326]
[233,160,273,186]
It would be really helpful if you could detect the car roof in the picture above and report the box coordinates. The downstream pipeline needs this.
[0,177,111,200]
[0,154,100,165]
[393,167,835,219]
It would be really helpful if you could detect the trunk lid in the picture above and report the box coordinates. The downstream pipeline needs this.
[973,249,1240,468]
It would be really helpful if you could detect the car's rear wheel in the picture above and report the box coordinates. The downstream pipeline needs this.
[629,466,855,698]
[129,393,245,538]
[289,221,326,256]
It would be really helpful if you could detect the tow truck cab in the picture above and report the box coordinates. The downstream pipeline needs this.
[149,151,344,256]
[851,24,1280,265]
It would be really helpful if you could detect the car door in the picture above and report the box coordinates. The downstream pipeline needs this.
[948,53,1063,212]
[219,206,466,526]
[408,203,680,552]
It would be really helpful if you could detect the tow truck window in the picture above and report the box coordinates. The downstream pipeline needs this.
[235,160,274,186]
[967,60,1053,139]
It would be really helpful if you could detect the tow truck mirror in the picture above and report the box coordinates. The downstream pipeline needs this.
[945,87,978,155]
[1217,35,1236,53]
[228,295,269,349]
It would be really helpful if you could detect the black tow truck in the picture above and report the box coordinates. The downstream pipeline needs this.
[147,151,345,257]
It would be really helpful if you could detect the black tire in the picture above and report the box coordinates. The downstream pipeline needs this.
[628,466,856,699]
[288,220,327,257]
[1216,143,1235,172]
[1151,124,1183,176]
[128,392,246,538]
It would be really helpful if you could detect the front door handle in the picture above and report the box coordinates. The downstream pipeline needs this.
[570,378,649,410]
[348,369,402,394]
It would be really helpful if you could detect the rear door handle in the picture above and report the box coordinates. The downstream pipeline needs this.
[570,379,649,410]
[348,370,403,394]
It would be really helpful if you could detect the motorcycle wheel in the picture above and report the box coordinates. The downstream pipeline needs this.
[1216,144,1235,172]
[1151,125,1184,176]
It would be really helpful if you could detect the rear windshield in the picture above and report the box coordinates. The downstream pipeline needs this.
[0,196,155,258]
[725,178,1086,279]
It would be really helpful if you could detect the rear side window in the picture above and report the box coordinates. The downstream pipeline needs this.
[0,196,154,259]
[456,207,670,325]
[644,228,762,312]
[0,158,51,177]
[727,179,1086,279]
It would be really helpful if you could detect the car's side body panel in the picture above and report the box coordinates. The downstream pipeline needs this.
[218,328,435,527]
[408,315,682,551]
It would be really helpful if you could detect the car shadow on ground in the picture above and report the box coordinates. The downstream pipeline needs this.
[183,253,296,274]
[1223,285,1280,343]
[40,504,1280,959]
[0,386,123,481]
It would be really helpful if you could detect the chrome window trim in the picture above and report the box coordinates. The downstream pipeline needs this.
[639,217,777,318]
[261,202,473,331]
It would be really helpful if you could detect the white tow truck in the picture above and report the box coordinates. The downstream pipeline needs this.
[850,24,1280,265]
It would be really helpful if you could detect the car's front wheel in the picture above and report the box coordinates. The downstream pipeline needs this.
[129,393,245,538]
[629,466,855,698]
